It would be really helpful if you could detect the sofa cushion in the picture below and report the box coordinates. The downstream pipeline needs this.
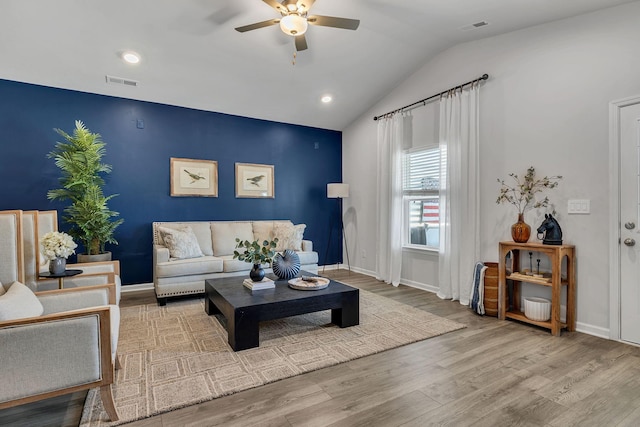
[156,256,223,278]
[0,281,44,321]
[211,222,254,256]
[273,223,306,251]
[220,255,256,273]
[157,226,204,259]
[252,220,292,245]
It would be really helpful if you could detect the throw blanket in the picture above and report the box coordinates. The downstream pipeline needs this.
[469,262,488,315]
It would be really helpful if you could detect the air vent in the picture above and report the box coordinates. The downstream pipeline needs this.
[460,21,490,31]
[105,75,139,87]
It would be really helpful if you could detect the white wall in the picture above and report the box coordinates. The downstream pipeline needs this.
[342,1,640,334]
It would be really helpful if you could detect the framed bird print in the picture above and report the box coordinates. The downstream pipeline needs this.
[170,157,218,197]
[235,162,275,198]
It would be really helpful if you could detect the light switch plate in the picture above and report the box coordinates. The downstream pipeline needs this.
[568,199,590,214]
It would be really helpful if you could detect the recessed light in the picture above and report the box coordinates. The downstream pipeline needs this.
[122,51,141,64]
[321,95,332,103]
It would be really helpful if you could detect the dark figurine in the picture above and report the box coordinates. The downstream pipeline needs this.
[537,213,563,245]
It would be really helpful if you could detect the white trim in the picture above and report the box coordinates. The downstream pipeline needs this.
[121,282,154,292]
[608,94,640,341]
[402,245,439,254]
[400,278,440,294]
[576,322,610,340]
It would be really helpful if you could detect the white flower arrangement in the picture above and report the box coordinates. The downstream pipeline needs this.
[40,231,78,260]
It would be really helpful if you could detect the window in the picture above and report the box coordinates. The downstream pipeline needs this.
[402,146,442,249]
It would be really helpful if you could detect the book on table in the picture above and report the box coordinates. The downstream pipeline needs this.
[243,278,275,290]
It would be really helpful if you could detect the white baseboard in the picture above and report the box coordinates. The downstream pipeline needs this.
[122,282,154,292]
[575,322,610,339]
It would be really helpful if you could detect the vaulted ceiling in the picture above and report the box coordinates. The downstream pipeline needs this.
[1,0,635,130]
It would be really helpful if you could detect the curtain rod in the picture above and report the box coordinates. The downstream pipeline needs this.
[373,73,489,121]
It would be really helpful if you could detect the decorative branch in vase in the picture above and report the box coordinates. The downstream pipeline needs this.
[496,166,561,243]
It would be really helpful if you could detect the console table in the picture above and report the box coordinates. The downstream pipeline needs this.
[498,241,575,336]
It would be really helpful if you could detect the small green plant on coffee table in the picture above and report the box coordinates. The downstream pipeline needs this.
[233,238,278,265]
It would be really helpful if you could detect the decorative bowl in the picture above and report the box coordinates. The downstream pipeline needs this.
[523,297,551,321]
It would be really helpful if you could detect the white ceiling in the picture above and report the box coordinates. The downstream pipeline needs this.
[0,0,635,130]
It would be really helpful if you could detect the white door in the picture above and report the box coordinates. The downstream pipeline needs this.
[619,101,640,344]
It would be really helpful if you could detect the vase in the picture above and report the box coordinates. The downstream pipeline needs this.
[249,264,265,282]
[49,257,66,275]
[272,250,301,280]
[511,213,531,243]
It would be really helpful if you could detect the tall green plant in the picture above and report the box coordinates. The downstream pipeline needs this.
[47,120,123,255]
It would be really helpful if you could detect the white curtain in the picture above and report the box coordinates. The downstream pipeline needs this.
[376,114,404,286]
[437,83,480,304]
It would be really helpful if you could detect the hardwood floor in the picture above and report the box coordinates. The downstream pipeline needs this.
[2,270,640,426]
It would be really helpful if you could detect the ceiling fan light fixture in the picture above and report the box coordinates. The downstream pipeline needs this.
[280,14,308,36]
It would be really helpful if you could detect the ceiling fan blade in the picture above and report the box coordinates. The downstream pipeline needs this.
[296,0,316,13]
[307,15,360,30]
[295,34,308,51]
[235,19,280,33]
[262,0,288,14]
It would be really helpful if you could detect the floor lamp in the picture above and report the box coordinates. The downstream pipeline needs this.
[323,183,351,273]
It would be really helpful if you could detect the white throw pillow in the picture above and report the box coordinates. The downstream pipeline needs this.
[272,223,306,251]
[0,281,44,321]
[0,280,5,296]
[157,226,204,260]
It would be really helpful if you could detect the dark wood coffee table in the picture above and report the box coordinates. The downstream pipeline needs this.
[204,272,359,351]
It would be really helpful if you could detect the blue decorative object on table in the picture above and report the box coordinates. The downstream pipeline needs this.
[272,249,301,280]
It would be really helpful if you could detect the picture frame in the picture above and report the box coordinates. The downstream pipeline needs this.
[170,157,218,197]
[235,163,275,198]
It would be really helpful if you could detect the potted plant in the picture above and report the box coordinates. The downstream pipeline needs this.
[47,120,123,261]
[496,166,561,243]
[233,238,278,282]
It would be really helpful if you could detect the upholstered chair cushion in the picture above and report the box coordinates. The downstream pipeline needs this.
[0,281,44,321]
[211,222,254,256]
[0,280,5,296]
[157,226,204,260]
[273,223,306,251]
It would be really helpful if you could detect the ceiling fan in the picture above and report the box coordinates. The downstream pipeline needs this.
[235,0,360,51]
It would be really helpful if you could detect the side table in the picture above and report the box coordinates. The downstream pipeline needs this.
[39,269,83,289]
[498,241,575,336]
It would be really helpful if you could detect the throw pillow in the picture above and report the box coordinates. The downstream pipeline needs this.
[272,223,306,251]
[0,281,44,321]
[157,226,204,260]
[0,280,5,296]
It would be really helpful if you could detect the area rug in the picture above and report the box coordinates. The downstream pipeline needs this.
[80,289,465,426]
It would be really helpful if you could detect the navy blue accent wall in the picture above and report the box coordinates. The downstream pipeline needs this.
[0,79,343,285]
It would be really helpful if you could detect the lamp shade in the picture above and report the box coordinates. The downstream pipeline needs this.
[327,183,349,198]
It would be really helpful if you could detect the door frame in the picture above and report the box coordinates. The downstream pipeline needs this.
[609,94,640,341]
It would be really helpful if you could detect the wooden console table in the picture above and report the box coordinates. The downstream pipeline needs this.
[498,241,575,336]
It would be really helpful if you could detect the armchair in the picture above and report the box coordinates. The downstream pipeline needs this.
[22,210,122,303]
[0,282,119,422]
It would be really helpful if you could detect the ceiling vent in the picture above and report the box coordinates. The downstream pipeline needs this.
[105,75,139,87]
[460,21,489,31]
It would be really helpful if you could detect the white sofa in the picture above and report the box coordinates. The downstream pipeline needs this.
[152,220,318,305]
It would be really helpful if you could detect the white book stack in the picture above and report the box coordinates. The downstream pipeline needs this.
[243,277,275,291]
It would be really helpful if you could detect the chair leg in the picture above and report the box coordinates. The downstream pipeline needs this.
[100,384,119,421]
